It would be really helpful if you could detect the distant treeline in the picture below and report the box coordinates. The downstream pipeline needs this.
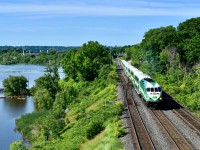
[0,46,80,52]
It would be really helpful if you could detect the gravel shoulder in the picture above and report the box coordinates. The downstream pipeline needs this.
[117,83,134,150]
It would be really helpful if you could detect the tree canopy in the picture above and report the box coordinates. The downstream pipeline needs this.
[33,65,60,110]
[62,41,110,81]
[177,17,200,65]
[141,26,177,54]
[3,76,28,96]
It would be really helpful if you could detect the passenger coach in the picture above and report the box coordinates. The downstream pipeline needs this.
[121,60,162,106]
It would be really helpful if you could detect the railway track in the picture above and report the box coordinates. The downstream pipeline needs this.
[118,68,155,150]
[164,99,200,136]
[150,109,193,150]
[136,94,195,149]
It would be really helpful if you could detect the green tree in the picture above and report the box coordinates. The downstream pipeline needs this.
[62,48,78,80]
[138,26,177,75]
[10,141,26,150]
[62,41,110,81]
[129,44,144,67]
[3,76,28,96]
[51,92,66,119]
[183,34,200,65]
[39,113,65,140]
[75,41,109,81]
[58,79,79,106]
[177,17,200,65]
[34,65,60,99]
[141,26,177,54]
[86,121,104,140]
[34,88,54,110]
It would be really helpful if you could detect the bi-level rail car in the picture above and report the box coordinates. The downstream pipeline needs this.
[121,60,162,106]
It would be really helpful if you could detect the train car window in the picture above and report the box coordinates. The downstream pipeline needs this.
[155,88,158,92]
[151,88,154,92]
[147,88,150,92]
[158,87,161,92]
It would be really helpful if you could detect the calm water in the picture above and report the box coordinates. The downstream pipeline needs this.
[0,97,35,150]
[0,64,64,150]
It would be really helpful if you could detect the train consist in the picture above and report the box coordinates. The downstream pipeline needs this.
[121,60,162,106]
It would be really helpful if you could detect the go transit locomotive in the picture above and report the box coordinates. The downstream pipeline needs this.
[121,60,162,106]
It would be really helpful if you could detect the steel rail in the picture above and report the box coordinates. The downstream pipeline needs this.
[118,70,141,150]
[118,68,155,150]
[164,100,200,136]
[151,109,193,150]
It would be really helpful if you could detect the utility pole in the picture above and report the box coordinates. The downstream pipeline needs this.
[110,43,112,66]
[22,47,25,56]
[28,75,29,89]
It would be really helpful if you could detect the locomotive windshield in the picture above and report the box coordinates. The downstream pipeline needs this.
[144,78,154,82]
[146,87,161,92]
[158,87,161,92]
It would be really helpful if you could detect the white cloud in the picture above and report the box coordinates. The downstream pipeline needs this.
[0,1,199,17]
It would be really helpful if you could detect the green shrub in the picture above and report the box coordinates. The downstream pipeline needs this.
[15,110,48,141]
[10,141,26,150]
[86,122,105,140]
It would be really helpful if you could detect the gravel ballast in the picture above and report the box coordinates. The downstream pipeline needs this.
[117,83,134,150]
[163,109,200,149]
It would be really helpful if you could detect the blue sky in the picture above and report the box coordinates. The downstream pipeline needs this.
[0,0,199,46]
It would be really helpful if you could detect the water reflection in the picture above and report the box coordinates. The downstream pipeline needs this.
[2,98,28,119]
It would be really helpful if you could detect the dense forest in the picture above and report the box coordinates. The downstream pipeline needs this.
[9,17,200,149]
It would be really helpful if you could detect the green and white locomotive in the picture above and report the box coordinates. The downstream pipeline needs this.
[121,60,162,106]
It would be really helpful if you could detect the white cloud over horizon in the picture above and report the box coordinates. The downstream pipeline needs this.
[0,1,199,18]
[0,0,199,46]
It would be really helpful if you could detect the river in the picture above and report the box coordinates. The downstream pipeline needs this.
[0,64,64,150]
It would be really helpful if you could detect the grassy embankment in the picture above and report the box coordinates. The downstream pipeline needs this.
[14,64,126,149]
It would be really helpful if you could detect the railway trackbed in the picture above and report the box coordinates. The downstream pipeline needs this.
[118,69,155,150]
[163,99,200,136]
[149,109,193,150]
